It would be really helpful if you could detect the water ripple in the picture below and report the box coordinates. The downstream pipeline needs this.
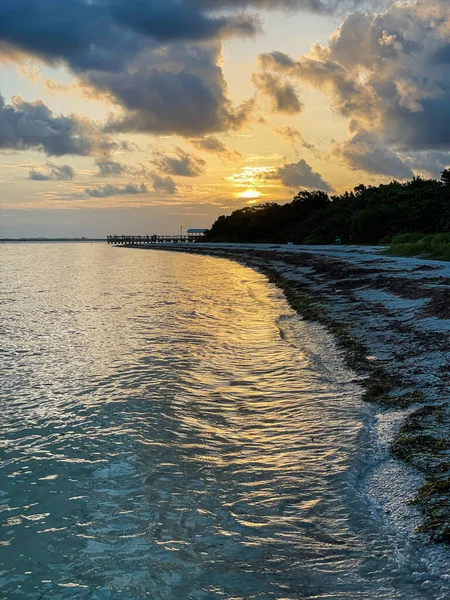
[1,243,449,599]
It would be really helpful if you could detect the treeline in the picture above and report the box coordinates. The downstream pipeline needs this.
[205,172,450,245]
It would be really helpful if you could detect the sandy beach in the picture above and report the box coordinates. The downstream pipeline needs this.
[141,242,450,543]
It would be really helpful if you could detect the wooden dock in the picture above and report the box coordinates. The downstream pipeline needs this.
[107,234,203,245]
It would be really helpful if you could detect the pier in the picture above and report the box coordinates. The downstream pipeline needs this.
[107,231,206,246]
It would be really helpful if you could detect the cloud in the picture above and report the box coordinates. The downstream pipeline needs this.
[402,150,450,179]
[84,183,148,198]
[257,48,374,121]
[274,159,331,190]
[95,160,129,177]
[191,136,242,163]
[225,165,276,185]
[28,170,52,181]
[227,160,330,190]
[273,126,315,152]
[0,2,260,139]
[93,159,179,194]
[0,0,360,74]
[111,2,259,43]
[257,0,450,176]
[0,93,108,156]
[98,43,255,137]
[252,72,303,114]
[1,1,354,141]
[0,0,262,73]
[149,173,177,194]
[89,161,177,193]
[152,147,206,177]
[29,162,75,181]
[333,131,414,178]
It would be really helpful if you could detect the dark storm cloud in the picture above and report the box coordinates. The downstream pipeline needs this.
[152,147,206,177]
[0,93,100,156]
[29,162,75,181]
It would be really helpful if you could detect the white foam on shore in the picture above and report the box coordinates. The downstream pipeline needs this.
[365,406,425,535]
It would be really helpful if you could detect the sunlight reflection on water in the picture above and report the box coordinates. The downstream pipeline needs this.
[1,243,449,599]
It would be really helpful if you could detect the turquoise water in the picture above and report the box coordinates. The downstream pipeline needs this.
[1,243,449,599]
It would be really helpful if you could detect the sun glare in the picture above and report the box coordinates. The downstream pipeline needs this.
[238,189,261,200]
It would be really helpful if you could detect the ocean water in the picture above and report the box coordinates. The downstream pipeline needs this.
[1,242,449,599]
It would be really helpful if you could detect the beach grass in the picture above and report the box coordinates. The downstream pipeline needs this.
[385,233,450,261]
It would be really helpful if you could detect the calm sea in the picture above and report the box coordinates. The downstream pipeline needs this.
[1,242,449,599]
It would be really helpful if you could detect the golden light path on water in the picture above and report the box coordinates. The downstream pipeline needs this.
[1,243,449,599]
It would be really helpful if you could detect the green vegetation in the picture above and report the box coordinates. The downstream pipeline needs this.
[385,233,450,260]
[205,172,450,246]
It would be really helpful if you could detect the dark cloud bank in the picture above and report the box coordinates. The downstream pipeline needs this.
[0,0,365,145]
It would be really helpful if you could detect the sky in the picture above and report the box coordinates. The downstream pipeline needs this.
[1,0,450,237]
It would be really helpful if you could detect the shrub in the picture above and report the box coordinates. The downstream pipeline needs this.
[378,236,392,245]
[391,233,425,244]
[386,233,450,261]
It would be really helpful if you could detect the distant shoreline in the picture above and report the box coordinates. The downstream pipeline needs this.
[0,238,106,243]
[128,242,450,544]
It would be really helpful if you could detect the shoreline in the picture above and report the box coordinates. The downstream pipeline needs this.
[127,242,450,543]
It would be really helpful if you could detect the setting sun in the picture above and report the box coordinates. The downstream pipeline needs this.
[237,189,261,200]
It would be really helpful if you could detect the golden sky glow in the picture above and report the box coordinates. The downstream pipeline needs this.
[0,1,446,237]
